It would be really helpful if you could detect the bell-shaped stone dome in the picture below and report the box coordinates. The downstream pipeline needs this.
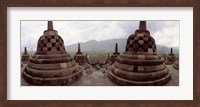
[22,21,82,86]
[36,21,66,55]
[125,21,156,53]
[108,21,171,86]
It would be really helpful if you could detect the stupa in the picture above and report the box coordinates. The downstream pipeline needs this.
[74,43,86,65]
[21,47,30,63]
[108,21,171,86]
[173,58,179,70]
[105,53,111,64]
[22,21,82,86]
[85,54,90,63]
[165,48,176,65]
[110,43,120,63]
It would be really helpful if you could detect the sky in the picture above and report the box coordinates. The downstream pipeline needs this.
[21,21,179,51]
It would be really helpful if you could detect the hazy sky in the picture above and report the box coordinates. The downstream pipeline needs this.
[21,21,179,51]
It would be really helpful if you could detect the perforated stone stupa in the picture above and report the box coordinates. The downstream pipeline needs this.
[165,48,176,65]
[74,43,87,65]
[22,21,82,86]
[21,47,30,63]
[110,43,120,63]
[105,53,111,64]
[173,58,179,70]
[108,21,171,86]
[85,54,90,63]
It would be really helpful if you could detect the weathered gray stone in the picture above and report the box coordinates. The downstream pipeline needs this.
[110,43,120,63]
[21,47,30,63]
[173,59,179,70]
[165,48,177,65]
[108,21,171,86]
[22,21,82,86]
[74,43,87,65]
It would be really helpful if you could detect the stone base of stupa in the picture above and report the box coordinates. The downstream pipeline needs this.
[108,54,171,86]
[173,61,179,70]
[110,54,119,63]
[22,54,82,86]
[165,55,176,65]
[21,55,30,64]
[108,70,171,86]
[22,61,29,64]
[22,70,82,86]
[74,54,86,65]
[165,61,174,65]
[22,64,82,86]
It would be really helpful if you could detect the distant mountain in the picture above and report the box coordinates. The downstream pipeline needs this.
[65,38,179,54]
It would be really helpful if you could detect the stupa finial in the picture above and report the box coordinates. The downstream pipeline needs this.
[170,47,173,54]
[139,21,146,30]
[48,21,53,30]
[115,43,118,53]
[78,43,81,53]
[24,47,27,53]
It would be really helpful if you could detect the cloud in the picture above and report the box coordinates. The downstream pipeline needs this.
[21,21,179,51]
[150,21,179,47]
